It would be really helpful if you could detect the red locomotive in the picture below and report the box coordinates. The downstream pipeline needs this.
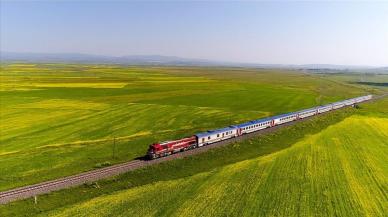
[147,136,197,159]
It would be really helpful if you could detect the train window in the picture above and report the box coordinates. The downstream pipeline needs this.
[226,132,228,135]
[208,136,210,140]
[202,138,205,142]
[217,134,219,138]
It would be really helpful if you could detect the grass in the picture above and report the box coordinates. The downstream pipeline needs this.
[0,63,386,216]
[317,73,388,92]
[0,64,368,191]
[0,104,370,216]
[42,101,388,217]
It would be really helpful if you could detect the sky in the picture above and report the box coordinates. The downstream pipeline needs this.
[1,1,388,66]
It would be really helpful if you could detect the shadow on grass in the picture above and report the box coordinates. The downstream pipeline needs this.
[354,82,388,87]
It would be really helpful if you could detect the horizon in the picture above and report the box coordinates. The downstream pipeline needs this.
[1,2,388,66]
[1,50,387,68]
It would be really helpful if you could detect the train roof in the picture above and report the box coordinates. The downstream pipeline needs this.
[235,121,258,128]
[317,104,332,109]
[296,107,318,113]
[196,95,372,138]
[195,126,237,137]
[270,111,299,120]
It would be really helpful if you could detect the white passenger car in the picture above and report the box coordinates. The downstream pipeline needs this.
[343,99,355,106]
[236,118,273,135]
[318,105,332,113]
[273,112,298,125]
[298,108,317,119]
[196,126,238,147]
[332,102,345,109]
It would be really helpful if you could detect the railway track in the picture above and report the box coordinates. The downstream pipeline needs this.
[1,94,386,205]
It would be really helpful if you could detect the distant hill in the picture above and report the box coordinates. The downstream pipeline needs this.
[0,52,225,66]
[1,51,387,73]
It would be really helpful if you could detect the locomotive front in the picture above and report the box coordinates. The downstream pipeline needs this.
[147,143,163,159]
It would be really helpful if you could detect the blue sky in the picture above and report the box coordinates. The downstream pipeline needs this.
[1,1,387,66]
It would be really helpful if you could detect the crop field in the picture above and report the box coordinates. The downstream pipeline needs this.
[317,73,388,91]
[0,63,386,216]
[43,99,388,217]
[0,63,369,191]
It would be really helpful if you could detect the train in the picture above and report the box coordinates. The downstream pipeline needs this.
[147,95,372,159]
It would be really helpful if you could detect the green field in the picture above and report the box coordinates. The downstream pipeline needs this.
[45,113,388,217]
[2,95,386,217]
[0,64,370,191]
[317,73,388,91]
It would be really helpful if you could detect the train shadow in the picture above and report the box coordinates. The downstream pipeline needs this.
[135,155,149,161]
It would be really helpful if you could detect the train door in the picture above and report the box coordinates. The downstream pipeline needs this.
[270,120,275,127]
[237,128,242,136]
